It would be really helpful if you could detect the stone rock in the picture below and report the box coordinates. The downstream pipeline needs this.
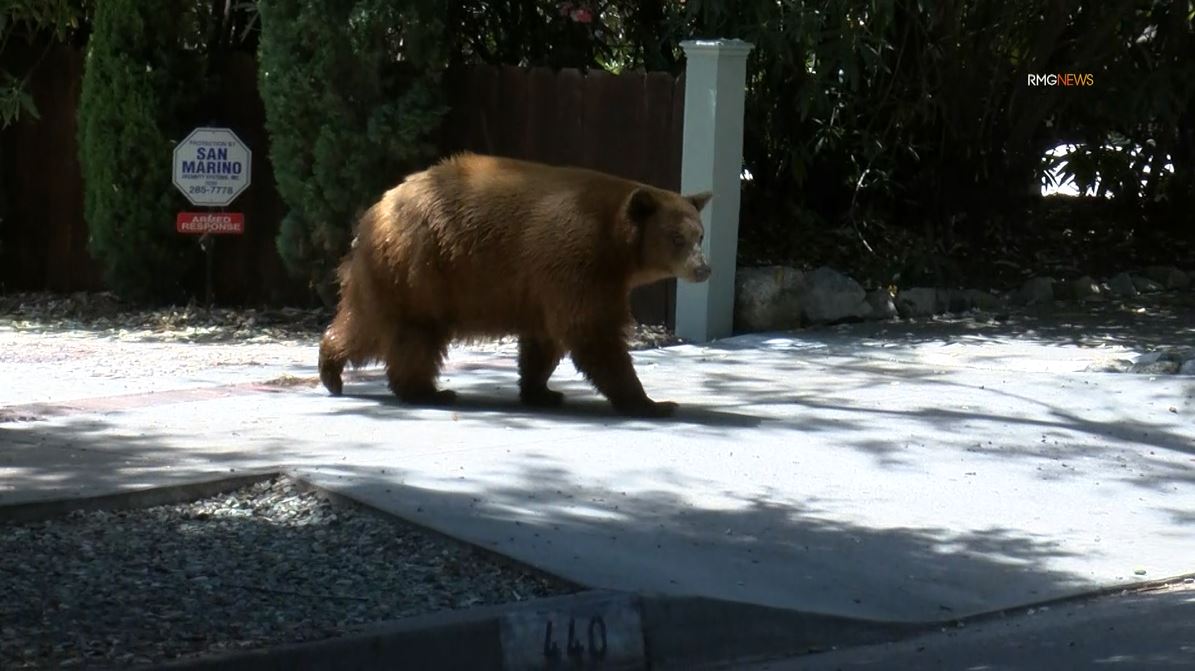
[1065,275,1101,301]
[1018,276,1056,305]
[1180,360,1195,375]
[941,290,972,313]
[1130,274,1164,294]
[961,289,1004,312]
[798,266,873,325]
[734,266,806,332]
[895,287,941,318]
[865,288,898,321]
[1129,351,1182,375]
[1144,266,1190,290]
[1107,272,1139,298]
[1179,350,1195,365]
[1085,359,1133,373]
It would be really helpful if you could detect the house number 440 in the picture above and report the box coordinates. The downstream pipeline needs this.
[543,616,607,661]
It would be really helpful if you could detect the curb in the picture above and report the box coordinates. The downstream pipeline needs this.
[640,595,919,669]
[134,589,922,671]
[98,578,1195,671]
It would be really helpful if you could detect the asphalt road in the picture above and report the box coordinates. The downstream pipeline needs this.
[741,581,1195,670]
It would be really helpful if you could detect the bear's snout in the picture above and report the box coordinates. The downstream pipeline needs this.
[689,263,712,282]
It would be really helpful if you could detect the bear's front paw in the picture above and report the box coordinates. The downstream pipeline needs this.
[520,388,565,408]
[617,399,678,419]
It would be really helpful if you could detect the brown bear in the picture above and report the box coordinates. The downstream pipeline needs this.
[318,152,712,418]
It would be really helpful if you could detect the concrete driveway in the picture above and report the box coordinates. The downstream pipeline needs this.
[2,303,1193,623]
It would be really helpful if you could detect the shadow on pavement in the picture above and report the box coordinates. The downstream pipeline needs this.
[336,390,768,430]
[0,410,1157,621]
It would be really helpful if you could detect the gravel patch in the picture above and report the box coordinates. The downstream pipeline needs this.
[0,291,328,345]
[0,290,683,351]
[0,476,579,669]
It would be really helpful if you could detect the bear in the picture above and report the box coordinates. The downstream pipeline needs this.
[318,152,712,418]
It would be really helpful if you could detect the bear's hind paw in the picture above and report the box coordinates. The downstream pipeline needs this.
[320,372,344,396]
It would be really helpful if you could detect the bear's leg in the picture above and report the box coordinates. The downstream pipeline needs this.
[385,327,457,406]
[518,336,564,407]
[568,334,677,418]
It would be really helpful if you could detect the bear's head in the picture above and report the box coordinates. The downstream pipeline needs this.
[625,188,713,286]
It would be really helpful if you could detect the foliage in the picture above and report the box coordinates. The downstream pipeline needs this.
[447,1,1195,287]
[0,0,91,127]
[76,0,205,302]
[674,1,1192,284]
[199,1,262,58]
[1044,2,1195,211]
[446,1,682,72]
[257,0,448,305]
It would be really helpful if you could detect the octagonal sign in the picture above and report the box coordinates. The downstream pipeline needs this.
[172,127,252,207]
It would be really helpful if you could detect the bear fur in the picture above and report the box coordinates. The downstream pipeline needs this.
[318,152,712,418]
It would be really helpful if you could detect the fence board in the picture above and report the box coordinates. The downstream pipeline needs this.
[497,65,529,159]
[524,67,558,165]
[621,73,650,184]
[0,44,99,292]
[552,68,586,168]
[644,71,678,190]
[439,66,470,154]
[471,64,502,155]
[669,73,686,192]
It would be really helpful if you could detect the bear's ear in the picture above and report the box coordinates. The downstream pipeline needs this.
[626,188,659,224]
[685,191,714,212]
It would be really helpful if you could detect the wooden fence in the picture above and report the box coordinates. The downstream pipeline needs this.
[0,49,686,324]
[0,45,99,294]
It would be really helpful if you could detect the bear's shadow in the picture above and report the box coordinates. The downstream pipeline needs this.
[336,390,764,429]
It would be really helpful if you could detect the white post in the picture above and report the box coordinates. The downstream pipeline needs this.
[675,38,754,343]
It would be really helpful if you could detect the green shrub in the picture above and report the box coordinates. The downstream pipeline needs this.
[77,0,204,302]
[257,0,448,305]
[447,1,1194,282]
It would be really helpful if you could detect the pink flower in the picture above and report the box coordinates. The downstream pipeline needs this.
[570,7,593,23]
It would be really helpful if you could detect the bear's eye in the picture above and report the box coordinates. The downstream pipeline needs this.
[672,233,687,248]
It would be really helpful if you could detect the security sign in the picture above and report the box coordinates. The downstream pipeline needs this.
[172,127,251,207]
[176,212,244,235]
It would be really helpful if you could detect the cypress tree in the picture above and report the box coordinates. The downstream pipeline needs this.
[77,0,204,302]
[257,0,447,305]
